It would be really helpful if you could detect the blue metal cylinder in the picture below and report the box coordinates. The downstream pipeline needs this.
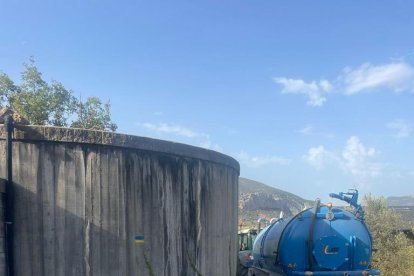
[252,205,379,276]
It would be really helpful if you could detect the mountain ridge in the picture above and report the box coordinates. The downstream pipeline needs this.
[238,178,414,229]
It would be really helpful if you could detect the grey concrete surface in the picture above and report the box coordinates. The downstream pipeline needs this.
[0,125,239,276]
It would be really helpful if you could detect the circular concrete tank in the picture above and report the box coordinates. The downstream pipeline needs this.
[0,125,239,276]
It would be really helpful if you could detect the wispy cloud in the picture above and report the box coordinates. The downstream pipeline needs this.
[275,61,414,106]
[199,140,222,152]
[141,122,205,138]
[299,124,313,135]
[387,119,413,138]
[273,78,332,107]
[341,62,414,95]
[138,122,223,152]
[298,124,335,138]
[235,151,291,168]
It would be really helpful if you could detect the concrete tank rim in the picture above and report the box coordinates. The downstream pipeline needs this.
[0,124,240,173]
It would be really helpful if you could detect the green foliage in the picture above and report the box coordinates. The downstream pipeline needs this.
[7,58,77,126]
[143,252,155,276]
[364,195,414,275]
[48,80,78,126]
[71,96,117,131]
[0,72,19,105]
[0,58,116,130]
[408,242,414,274]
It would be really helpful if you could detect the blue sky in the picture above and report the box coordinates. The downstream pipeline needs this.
[1,0,414,202]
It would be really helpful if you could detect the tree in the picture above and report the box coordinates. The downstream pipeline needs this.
[71,96,117,131]
[364,195,414,275]
[48,80,78,126]
[6,58,77,126]
[0,58,117,131]
[0,72,19,105]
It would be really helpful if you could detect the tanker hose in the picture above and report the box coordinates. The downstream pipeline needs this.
[307,198,320,271]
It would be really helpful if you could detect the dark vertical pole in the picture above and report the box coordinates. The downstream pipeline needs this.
[307,198,320,271]
[4,115,14,276]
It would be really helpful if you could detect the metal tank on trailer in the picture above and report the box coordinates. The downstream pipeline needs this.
[249,190,380,276]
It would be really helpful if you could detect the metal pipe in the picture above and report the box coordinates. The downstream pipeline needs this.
[270,218,278,224]
[4,115,14,276]
[292,270,380,275]
[257,218,269,233]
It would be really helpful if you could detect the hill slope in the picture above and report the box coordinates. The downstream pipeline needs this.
[239,177,313,227]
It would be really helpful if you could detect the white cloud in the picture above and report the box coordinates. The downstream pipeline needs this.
[141,122,204,138]
[273,78,332,107]
[341,62,414,95]
[305,136,382,180]
[275,61,414,106]
[387,119,413,138]
[304,146,329,170]
[235,151,291,168]
[341,136,382,178]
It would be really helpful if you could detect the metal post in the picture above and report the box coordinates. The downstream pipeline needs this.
[4,115,14,276]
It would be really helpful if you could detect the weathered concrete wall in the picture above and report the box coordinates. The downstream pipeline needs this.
[0,125,239,276]
[0,186,5,275]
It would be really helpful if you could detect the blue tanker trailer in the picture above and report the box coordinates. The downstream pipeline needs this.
[248,190,380,276]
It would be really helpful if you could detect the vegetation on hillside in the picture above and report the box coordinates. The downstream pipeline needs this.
[364,195,414,275]
[0,58,117,131]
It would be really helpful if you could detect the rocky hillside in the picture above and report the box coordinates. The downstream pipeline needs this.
[387,195,414,206]
[239,177,313,228]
